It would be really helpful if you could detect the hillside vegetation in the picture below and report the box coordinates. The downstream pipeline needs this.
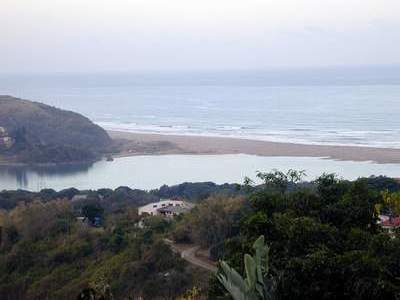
[0,176,399,299]
[174,173,400,299]
[0,181,232,299]
[0,96,111,163]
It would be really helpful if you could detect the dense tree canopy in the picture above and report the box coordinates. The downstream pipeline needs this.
[0,200,197,299]
[213,173,400,299]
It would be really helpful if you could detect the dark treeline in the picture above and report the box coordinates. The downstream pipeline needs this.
[2,176,398,211]
[0,181,244,212]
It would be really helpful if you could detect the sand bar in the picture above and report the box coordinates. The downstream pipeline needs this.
[109,131,400,164]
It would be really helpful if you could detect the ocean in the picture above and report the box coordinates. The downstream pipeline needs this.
[1,66,400,148]
[1,67,400,190]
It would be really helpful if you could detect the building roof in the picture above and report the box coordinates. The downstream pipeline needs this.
[381,216,400,228]
[71,194,88,201]
[157,205,191,214]
[139,199,188,210]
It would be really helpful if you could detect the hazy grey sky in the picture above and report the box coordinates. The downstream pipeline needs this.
[1,0,400,72]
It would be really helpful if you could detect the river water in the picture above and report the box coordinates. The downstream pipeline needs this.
[1,154,399,192]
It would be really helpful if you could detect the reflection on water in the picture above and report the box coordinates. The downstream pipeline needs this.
[0,162,93,191]
[0,155,399,192]
[14,169,28,187]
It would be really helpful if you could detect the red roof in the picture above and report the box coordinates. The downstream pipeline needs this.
[382,217,400,228]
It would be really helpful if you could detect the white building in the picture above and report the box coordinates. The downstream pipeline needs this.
[138,199,193,216]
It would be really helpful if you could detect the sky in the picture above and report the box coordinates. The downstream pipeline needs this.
[1,0,400,72]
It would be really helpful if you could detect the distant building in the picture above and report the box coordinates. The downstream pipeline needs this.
[0,127,6,137]
[381,216,400,230]
[71,194,88,202]
[157,205,191,217]
[138,199,194,217]
[0,127,14,149]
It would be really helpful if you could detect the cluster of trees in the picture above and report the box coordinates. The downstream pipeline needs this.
[172,195,248,260]
[377,189,400,217]
[0,199,200,299]
[173,173,400,299]
[156,182,244,203]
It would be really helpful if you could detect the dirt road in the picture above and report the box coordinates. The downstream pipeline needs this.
[164,239,217,273]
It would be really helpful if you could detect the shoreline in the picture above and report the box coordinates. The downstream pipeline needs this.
[108,130,400,164]
[2,131,400,166]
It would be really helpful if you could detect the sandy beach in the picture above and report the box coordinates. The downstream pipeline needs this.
[109,131,400,164]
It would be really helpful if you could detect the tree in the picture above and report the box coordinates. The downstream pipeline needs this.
[217,236,276,300]
[82,203,104,224]
[380,190,400,216]
[245,169,306,193]
[77,284,114,300]
[214,174,400,299]
[173,196,246,249]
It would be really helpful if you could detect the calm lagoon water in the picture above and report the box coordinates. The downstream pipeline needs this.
[1,154,399,192]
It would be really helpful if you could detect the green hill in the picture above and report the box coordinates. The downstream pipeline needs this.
[0,95,111,163]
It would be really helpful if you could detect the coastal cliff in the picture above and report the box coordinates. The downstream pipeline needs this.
[0,95,112,164]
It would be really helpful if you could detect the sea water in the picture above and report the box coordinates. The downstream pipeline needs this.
[1,67,400,148]
[1,67,400,190]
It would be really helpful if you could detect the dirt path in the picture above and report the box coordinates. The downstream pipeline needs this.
[164,239,217,273]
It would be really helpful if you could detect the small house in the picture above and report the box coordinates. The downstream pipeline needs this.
[138,199,194,217]
[157,205,190,218]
